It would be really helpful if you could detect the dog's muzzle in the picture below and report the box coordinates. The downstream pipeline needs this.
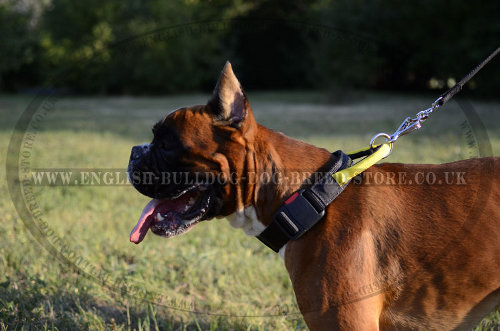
[127,143,159,198]
[127,142,223,244]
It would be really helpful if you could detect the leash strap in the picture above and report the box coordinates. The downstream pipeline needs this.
[437,46,500,107]
[333,144,392,186]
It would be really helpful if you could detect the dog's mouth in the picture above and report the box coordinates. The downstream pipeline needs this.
[130,186,217,244]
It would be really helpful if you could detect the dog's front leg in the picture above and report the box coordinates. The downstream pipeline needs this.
[289,260,383,331]
[298,293,383,331]
[286,227,385,331]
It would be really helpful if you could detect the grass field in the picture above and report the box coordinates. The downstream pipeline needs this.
[1,91,499,330]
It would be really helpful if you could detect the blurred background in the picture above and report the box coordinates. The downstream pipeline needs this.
[1,0,499,96]
[1,0,499,330]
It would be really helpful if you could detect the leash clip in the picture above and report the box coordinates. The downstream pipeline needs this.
[374,95,445,146]
[390,116,423,141]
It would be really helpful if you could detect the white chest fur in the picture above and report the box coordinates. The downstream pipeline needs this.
[224,206,287,260]
[225,206,266,236]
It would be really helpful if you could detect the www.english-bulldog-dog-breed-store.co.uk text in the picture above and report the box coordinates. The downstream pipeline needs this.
[127,62,500,330]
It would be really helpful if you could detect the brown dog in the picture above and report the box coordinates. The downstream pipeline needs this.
[128,62,500,330]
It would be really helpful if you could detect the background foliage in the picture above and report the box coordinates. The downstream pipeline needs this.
[1,0,499,95]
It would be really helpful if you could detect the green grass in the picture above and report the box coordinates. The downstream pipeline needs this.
[1,91,499,330]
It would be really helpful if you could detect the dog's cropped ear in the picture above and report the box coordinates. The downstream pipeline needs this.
[209,61,249,127]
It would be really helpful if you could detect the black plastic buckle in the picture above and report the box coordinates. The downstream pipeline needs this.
[272,189,325,240]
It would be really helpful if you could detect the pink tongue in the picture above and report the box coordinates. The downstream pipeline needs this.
[130,199,161,244]
[130,192,199,244]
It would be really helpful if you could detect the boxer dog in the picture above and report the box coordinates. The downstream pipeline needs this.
[127,62,500,330]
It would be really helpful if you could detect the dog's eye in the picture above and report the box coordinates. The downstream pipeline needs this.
[151,123,182,151]
[154,136,182,151]
[158,141,173,150]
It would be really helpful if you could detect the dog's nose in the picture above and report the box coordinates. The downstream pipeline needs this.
[130,143,150,160]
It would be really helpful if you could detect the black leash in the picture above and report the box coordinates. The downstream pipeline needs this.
[437,46,500,107]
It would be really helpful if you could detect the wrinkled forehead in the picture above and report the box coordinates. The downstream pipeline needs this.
[163,105,205,120]
[154,105,212,137]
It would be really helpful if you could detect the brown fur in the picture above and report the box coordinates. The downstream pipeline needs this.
[158,63,500,330]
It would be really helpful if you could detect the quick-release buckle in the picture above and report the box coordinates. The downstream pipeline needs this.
[273,189,325,240]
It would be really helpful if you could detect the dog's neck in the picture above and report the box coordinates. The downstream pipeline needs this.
[249,124,333,227]
[225,122,332,257]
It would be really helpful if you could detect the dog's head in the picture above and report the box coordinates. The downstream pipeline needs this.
[127,62,258,243]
